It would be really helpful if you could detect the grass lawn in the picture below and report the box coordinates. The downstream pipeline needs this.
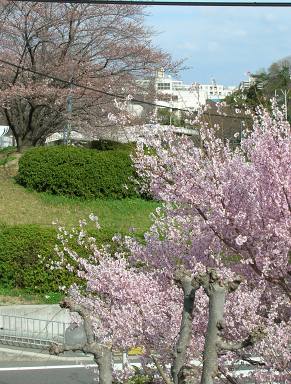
[0,174,159,234]
[0,286,63,305]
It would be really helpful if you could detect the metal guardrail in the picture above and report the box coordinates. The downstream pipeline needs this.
[0,315,278,383]
[0,314,68,349]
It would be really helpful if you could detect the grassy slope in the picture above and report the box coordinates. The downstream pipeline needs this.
[0,175,158,234]
[0,154,159,303]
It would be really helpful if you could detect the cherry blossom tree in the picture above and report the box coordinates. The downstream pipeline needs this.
[49,103,290,384]
[131,102,290,383]
[0,1,176,151]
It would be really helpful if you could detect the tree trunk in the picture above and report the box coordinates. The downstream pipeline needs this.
[200,283,226,384]
[51,342,113,384]
[93,347,113,384]
[50,299,114,384]
[16,136,34,153]
[172,269,199,384]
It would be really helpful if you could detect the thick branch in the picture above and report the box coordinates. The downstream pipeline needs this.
[49,298,113,384]
[60,298,95,344]
[49,342,86,355]
[199,270,242,384]
[218,366,241,384]
[239,355,266,367]
[217,327,266,352]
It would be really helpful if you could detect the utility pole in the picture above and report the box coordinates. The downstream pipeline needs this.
[283,89,289,120]
[275,89,289,120]
[63,72,73,145]
[64,92,73,145]
[169,93,173,126]
[63,88,73,145]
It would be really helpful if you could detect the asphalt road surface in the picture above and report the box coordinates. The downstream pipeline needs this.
[0,361,98,384]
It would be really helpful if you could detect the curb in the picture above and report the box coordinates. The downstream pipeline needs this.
[0,346,93,362]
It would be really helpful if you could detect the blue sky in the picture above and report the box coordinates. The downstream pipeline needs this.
[145,1,291,86]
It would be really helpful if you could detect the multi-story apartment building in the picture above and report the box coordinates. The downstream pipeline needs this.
[138,69,236,112]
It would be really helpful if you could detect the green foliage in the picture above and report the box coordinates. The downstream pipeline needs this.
[225,85,265,111]
[0,146,17,166]
[0,146,16,154]
[16,145,140,199]
[0,286,63,304]
[124,375,154,384]
[0,225,73,292]
[90,139,134,151]
[157,108,187,127]
[0,224,117,293]
[226,60,291,117]
[123,367,154,384]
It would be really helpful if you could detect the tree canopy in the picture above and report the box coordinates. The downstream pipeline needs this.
[226,57,291,118]
[0,1,175,151]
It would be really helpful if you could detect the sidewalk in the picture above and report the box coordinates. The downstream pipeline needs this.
[0,305,137,367]
[0,304,94,362]
[0,304,70,323]
[0,304,77,360]
[0,345,93,362]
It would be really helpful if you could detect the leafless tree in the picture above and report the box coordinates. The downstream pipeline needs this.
[0,1,179,151]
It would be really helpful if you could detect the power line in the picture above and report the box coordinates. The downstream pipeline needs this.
[8,1,291,7]
[0,58,250,120]
[0,58,190,111]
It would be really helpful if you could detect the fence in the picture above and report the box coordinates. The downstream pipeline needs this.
[0,314,68,349]
[0,314,270,383]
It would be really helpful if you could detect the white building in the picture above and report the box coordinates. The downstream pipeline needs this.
[138,69,236,112]
[238,75,262,91]
[0,125,13,148]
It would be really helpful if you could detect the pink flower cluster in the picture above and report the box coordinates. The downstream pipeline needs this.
[54,104,290,383]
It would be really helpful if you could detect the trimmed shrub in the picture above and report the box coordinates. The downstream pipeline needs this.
[0,225,62,292]
[16,145,139,199]
[0,224,117,293]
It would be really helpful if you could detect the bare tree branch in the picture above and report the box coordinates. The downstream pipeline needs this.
[151,355,173,384]
[217,327,266,352]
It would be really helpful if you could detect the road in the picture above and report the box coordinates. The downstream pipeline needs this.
[0,361,98,384]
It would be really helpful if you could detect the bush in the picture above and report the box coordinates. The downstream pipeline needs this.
[0,224,117,293]
[16,145,140,199]
[0,225,63,292]
[90,139,134,151]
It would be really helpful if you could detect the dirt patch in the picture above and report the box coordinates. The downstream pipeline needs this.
[0,152,22,177]
[0,295,39,306]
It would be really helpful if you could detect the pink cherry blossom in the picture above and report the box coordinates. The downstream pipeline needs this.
[51,103,290,384]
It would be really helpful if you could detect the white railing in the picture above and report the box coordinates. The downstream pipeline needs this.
[0,314,68,348]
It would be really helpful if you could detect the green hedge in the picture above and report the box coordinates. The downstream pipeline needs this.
[16,145,139,199]
[0,225,117,293]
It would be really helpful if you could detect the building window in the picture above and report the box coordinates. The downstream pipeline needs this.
[157,83,171,90]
